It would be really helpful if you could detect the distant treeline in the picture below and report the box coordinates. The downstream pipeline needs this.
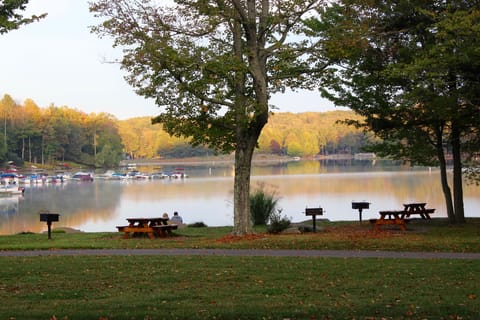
[118,110,373,159]
[0,94,123,168]
[1,94,372,167]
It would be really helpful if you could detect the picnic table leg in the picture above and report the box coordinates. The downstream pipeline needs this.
[394,216,406,231]
[373,219,383,231]
[155,228,166,237]
[425,212,431,219]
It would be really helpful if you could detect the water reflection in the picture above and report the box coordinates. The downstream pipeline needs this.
[0,197,20,215]
[0,182,123,234]
[0,160,479,234]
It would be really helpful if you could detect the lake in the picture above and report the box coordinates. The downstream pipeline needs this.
[1,159,479,235]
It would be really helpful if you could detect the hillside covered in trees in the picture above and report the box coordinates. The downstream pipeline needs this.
[0,94,123,168]
[118,110,372,159]
[1,94,371,167]
[119,110,372,159]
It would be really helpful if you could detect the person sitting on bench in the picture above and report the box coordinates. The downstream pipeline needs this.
[170,211,183,224]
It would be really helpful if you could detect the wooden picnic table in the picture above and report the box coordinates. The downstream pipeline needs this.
[371,202,436,232]
[402,203,435,219]
[117,217,178,239]
[371,210,407,231]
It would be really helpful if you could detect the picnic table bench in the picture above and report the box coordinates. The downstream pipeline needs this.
[401,203,435,219]
[371,210,407,231]
[152,224,178,236]
[371,202,436,231]
[117,217,178,239]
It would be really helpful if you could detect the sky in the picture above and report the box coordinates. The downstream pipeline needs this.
[0,0,339,120]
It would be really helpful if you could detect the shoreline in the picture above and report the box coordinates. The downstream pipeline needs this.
[118,154,362,167]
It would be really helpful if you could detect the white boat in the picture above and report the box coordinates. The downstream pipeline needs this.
[97,171,128,180]
[20,174,47,184]
[170,168,188,179]
[0,172,20,185]
[150,172,168,179]
[126,170,150,179]
[0,185,25,195]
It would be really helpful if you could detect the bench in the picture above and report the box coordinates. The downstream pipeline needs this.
[374,211,407,231]
[152,224,178,236]
[402,208,435,219]
[117,225,157,239]
[403,203,436,219]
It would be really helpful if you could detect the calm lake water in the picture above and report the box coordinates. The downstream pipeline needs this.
[1,160,479,235]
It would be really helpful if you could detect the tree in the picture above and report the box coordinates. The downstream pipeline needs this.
[0,94,16,154]
[92,113,124,167]
[312,0,480,223]
[0,0,46,34]
[90,0,331,234]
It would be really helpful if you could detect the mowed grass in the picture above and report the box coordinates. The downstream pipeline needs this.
[0,255,479,320]
[0,218,479,252]
[0,218,479,319]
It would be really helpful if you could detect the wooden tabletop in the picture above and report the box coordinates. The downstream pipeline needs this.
[126,217,168,226]
[404,203,427,208]
[379,210,404,217]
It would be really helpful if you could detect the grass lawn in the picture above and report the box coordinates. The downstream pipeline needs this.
[0,218,479,252]
[0,218,479,319]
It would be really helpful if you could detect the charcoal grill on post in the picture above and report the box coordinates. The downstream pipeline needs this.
[305,207,323,232]
[39,211,60,239]
[352,201,370,223]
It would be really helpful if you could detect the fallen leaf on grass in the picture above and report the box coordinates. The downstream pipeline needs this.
[216,233,266,243]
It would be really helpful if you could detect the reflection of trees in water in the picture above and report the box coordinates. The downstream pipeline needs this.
[268,170,480,218]
[0,197,20,215]
[0,197,22,234]
[0,182,123,234]
[121,179,228,200]
[272,171,438,198]
[253,160,411,176]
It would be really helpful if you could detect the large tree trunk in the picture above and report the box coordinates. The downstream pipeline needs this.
[451,124,466,223]
[232,14,254,235]
[233,140,256,235]
[230,4,269,235]
[435,127,455,223]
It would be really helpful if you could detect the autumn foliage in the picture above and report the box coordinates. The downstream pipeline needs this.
[2,93,371,166]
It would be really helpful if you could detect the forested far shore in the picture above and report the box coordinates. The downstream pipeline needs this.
[119,110,373,161]
[1,93,371,168]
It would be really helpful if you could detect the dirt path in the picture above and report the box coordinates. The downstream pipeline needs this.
[1,248,479,259]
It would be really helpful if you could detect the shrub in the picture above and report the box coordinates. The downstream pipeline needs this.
[267,209,291,234]
[188,222,208,228]
[249,182,280,226]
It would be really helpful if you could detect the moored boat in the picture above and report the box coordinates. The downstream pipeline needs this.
[0,185,25,196]
[71,172,94,181]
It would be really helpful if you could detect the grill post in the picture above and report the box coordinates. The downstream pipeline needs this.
[305,207,323,232]
[351,201,370,223]
[39,211,60,239]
